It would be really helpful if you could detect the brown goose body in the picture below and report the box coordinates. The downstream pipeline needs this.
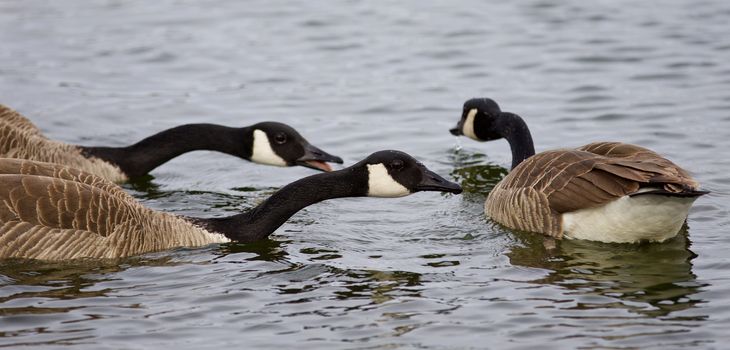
[0,159,228,260]
[486,142,704,242]
[451,98,706,243]
[0,106,127,182]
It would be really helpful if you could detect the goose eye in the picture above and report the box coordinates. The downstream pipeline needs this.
[274,133,287,144]
[390,159,404,171]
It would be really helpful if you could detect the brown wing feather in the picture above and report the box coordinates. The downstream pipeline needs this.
[486,142,701,238]
[0,161,225,260]
[0,174,140,237]
[0,158,134,203]
[0,105,126,182]
[578,142,700,190]
[0,104,43,136]
[486,185,561,237]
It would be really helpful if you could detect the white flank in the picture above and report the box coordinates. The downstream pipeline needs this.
[250,129,287,166]
[367,163,410,198]
[463,108,479,141]
[562,193,699,243]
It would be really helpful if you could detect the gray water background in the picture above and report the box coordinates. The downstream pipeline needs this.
[1,0,730,348]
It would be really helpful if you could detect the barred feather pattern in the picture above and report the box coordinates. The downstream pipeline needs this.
[485,142,702,238]
[0,159,228,260]
[0,104,127,183]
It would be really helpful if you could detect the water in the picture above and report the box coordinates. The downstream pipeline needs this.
[1,0,730,348]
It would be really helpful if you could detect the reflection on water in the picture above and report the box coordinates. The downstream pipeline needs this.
[121,175,162,198]
[0,256,172,338]
[507,229,706,318]
[451,163,508,195]
[0,260,117,315]
[450,153,509,228]
[339,269,422,304]
[217,240,291,262]
[217,240,424,305]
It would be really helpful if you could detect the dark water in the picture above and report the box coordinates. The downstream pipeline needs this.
[2,0,730,348]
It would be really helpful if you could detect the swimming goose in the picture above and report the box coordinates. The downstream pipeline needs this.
[0,152,462,260]
[0,104,343,182]
[449,98,707,243]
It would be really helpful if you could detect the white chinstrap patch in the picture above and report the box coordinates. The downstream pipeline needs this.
[251,129,287,167]
[366,163,410,198]
[562,193,699,243]
[463,108,479,141]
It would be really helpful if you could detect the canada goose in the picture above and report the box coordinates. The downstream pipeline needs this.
[0,152,462,260]
[0,104,343,182]
[450,98,707,243]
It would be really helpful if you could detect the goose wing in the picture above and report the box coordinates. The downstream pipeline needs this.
[486,145,701,237]
[0,104,43,136]
[0,172,148,259]
[0,106,127,182]
[0,159,226,260]
[577,141,700,191]
[0,104,73,160]
[0,158,135,203]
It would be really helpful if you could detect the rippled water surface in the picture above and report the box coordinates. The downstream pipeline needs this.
[2,0,730,348]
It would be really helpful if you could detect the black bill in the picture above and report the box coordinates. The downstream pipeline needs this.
[296,144,344,172]
[415,169,463,194]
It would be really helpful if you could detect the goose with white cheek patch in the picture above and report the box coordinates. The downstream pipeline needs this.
[0,104,343,182]
[450,97,708,243]
[0,151,461,260]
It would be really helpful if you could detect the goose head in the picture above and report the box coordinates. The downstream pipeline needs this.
[356,150,463,197]
[248,122,343,172]
[449,98,504,142]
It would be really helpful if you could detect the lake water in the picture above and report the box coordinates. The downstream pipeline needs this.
[1,0,730,348]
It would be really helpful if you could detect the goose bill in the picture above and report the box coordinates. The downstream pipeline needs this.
[415,169,463,194]
[296,144,344,172]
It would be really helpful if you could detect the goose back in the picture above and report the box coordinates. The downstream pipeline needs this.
[1,105,127,182]
[485,142,703,238]
[0,104,42,135]
[0,160,227,260]
[0,158,132,202]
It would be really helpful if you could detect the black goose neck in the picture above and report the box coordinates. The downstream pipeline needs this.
[495,112,536,169]
[192,167,367,242]
[80,124,250,178]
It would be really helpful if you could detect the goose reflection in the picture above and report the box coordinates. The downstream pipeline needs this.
[0,255,184,317]
[216,239,290,262]
[217,238,424,305]
[263,264,423,305]
[506,228,705,317]
[334,269,422,304]
[449,154,508,195]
